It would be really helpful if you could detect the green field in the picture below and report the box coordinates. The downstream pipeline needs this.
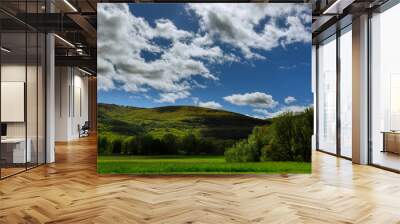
[97,155,311,174]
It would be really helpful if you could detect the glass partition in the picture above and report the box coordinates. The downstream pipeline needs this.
[0,1,46,179]
[317,35,337,154]
[1,31,28,177]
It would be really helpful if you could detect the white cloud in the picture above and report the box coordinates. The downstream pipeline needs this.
[198,101,223,110]
[279,65,297,70]
[186,3,311,59]
[253,105,308,118]
[192,97,200,105]
[223,92,278,109]
[97,58,116,91]
[156,91,191,103]
[245,114,265,120]
[98,3,232,102]
[98,3,311,102]
[284,96,296,104]
[253,108,269,116]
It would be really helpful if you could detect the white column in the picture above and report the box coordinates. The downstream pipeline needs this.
[46,32,55,163]
[352,14,369,164]
[312,45,317,151]
[45,0,56,164]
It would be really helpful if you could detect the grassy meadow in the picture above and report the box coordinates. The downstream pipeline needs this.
[97,155,311,174]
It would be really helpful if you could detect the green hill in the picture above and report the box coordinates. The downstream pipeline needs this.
[98,103,270,140]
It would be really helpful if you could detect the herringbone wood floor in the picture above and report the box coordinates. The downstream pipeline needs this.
[1,136,400,224]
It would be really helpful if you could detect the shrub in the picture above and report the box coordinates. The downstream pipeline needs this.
[97,135,114,155]
[270,112,296,160]
[260,140,292,161]
[249,126,271,150]
[262,108,313,162]
[224,139,259,163]
[226,107,313,163]
[121,136,136,155]
[98,135,108,155]
[293,108,313,162]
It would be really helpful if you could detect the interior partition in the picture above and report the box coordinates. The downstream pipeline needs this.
[0,31,27,177]
[0,5,46,179]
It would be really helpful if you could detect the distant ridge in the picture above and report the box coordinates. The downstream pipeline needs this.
[98,103,261,119]
[98,103,270,139]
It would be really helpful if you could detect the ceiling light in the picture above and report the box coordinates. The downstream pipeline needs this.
[322,0,355,15]
[54,34,75,48]
[63,0,78,12]
[323,1,341,14]
[76,48,85,55]
[78,67,92,76]
[1,47,11,53]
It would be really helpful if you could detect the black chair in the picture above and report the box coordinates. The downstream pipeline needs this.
[79,121,90,138]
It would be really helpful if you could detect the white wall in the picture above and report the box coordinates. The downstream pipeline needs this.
[72,73,89,138]
[55,66,70,141]
[1,65,27,140]
[55,67,89,141]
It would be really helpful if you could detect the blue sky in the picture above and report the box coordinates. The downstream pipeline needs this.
[98,3,312,118]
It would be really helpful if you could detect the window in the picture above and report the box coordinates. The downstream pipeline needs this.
[339,27,352,158]
[370,3,400,171]
[317,35,337,154]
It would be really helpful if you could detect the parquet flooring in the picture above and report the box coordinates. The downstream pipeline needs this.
[1,136,400,223]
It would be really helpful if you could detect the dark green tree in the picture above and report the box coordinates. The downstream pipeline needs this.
[112,138,123,154]
[98,135,108,155]
[162,133,179,154]
[182,133,197,155]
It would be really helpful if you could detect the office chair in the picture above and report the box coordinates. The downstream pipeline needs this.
[79,121,90,138]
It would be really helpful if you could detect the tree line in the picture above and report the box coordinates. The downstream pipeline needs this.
[225,108,313,162]
[98,133,235,156]
[99,107,313,162]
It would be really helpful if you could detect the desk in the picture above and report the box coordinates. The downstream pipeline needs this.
[382,131,400,154]
[1,138,31,163]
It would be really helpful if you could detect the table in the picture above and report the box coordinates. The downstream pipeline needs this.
[381,131,400,154]
[1,138,31,164]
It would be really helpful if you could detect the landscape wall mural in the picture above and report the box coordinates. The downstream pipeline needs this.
[97,3,313,174]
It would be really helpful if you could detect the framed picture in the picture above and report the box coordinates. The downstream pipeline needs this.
[97,3,312,174]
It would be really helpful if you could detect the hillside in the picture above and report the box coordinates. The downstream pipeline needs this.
[98,103,270,140]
